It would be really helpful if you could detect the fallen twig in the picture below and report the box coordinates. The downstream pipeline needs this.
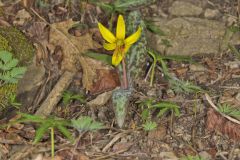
[205,93,240,125]
[35,71,75,116]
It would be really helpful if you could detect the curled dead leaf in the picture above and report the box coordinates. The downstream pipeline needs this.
[90,69,120,94]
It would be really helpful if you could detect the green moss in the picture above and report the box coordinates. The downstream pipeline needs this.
[0,7,4,17]
[0,84,17,108]
[0,27,34,111]
[0,27,35,65]
[0,35,12,51]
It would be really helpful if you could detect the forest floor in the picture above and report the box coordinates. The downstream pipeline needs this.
[0,0,240,160]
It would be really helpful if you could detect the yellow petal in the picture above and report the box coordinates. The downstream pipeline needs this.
[103,43,116,50]
[116,15,125,40]
[124,27,142,45]
[122,45,131,56]
[98,23,116,43]
[112,48,123,66]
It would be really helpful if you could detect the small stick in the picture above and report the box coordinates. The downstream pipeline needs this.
[35,71,75,116]
[205,93,240,125]
[102,132,126,152]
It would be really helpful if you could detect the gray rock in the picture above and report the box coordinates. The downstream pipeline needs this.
[235,93,240,102]
[189,64,207,72]
[17,63,45,108]
[204,8,221,19]
[158,152,178,160]
[224,61,240,69]
[17,64,45,94]
[148,17,228,56]
[199,151,212,160]
[168,1,203,17]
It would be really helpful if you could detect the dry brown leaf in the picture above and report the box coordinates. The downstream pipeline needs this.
[87,91,113,107]
[49,19,109,91]
[148,125,167,140]
[0,132,24,144]
[90,69,120,94]
[112,142,133,153]
[13,9,32,26]
[27,22,48,40]
[0,144,9,157]
[43,155,62,160]
[207,108,240,141]
[20,0,34,8]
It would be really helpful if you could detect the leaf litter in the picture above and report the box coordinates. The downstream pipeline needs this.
[0,0,240,160]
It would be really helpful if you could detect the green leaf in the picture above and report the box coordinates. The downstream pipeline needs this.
[0,50,12,64]
[152,101,179,109]
[33,123,51,144]
[141,109,150,121]
[17,112,44,123]
[173,106,180,117]
[161,39,172,47]
[218,103,240,119]
[71,116,103,132]
[8,94,21,108]
[156,107,169,117]
[161,55,193,62]
[84,51,112,65]
[158,58,172,79]
[180,155,205,160]
[114,0,155,11]
[62,91,85,105]
[89,0,114,13]
[145,21,166,36]
[142,121,157,131]
[228,25,240,33]
[228,44,240,60]
[62,91,72,105]
[0,51,26,84]
[169,79,203,94]
[3,58,18,71]
[56,124,74,143]
[10,67,26,78]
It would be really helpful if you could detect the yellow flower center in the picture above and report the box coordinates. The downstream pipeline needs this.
[116,39,124,47]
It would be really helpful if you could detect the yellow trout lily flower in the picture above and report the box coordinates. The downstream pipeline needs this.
[98,15,142,66]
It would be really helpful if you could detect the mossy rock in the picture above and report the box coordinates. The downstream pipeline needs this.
[0,84,17,108]
[0,27,35,115]
[0,27,35,65]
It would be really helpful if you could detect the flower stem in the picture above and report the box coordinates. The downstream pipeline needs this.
[150,59,156,87]
[122,58,128,89]
[51,127,54,160]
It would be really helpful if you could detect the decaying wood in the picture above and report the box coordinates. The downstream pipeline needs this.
[35,71,75,116]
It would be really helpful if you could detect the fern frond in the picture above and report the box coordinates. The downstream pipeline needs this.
[0,50,26,84]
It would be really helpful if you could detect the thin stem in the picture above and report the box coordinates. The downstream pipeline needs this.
[170,111,173,133]
[150,60,156,87]
[109,13,114,31]
[51,127,54,160]
[122,58,128,89]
